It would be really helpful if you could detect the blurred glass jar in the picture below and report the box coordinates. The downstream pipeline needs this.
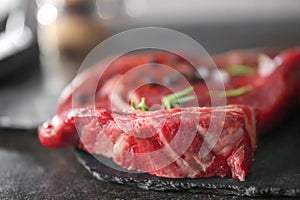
[36,0,123,93]
[36,0,109,60]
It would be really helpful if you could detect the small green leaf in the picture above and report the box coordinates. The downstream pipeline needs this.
[225,65,256,76]
[131,97,150,111]
[131,100,137,109]
[130,86,196,111]
[208,85,253,97]
[162,97,172,110]
[176,95,195,104]
[162,86,195,109]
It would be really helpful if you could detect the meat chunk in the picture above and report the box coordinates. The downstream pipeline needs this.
[39,105,256,181]
[55,49,300,135]
[38,48,300,181]
[215,48,300,133]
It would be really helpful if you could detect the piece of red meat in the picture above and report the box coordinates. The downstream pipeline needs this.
[54,49,300,134]
[213,48,300,133]
[39,105,255,181]
[38,48,300,181]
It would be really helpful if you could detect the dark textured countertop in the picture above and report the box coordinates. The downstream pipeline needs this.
[0,63,299,200]
[0,131,296,200]
[1,19,300,200]
[0,64,297,200]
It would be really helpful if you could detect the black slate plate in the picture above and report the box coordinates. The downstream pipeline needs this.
[76,116,300,197]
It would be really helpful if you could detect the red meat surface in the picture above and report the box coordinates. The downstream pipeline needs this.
[39,48,300,181]
[215,48,300,133]
[39,105,255,181]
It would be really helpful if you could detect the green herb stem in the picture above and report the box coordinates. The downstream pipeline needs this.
[225,65,256,76]
[131,97,150,111]
[208,85,253,97]
[162,86,195,109]
[131,86,196,111]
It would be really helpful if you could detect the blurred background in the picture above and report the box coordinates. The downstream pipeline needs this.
[1,0,300,129]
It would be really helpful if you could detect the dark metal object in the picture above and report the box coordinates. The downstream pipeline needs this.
[75,115,300,197]
[0,0,36,80]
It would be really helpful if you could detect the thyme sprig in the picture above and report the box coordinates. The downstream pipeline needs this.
[131,97,149,111]
[131,86,195,111]
[208,85,253,97]
[225,64,256,76]
[162,86,195,110]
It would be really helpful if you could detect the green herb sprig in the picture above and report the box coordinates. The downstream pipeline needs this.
[131,86,195,111]
[131,97,149,111]
[162,86,195,110]
[208,85,253,97]
[225,65,256,76]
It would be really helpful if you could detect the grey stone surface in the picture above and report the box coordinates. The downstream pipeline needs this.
[1,18,300,200]
[0,131,298,200]
[75,115,300,197]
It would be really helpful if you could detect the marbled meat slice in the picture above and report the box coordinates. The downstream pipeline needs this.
[39,105,256,181]
[38,48,300,181]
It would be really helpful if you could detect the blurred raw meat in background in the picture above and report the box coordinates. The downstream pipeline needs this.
[0,0,300,129]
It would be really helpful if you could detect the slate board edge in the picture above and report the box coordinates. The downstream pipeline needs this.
[75,149,300,197]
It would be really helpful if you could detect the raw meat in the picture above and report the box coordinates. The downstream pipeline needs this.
[39,105,255,181]
[38,48,300,181]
